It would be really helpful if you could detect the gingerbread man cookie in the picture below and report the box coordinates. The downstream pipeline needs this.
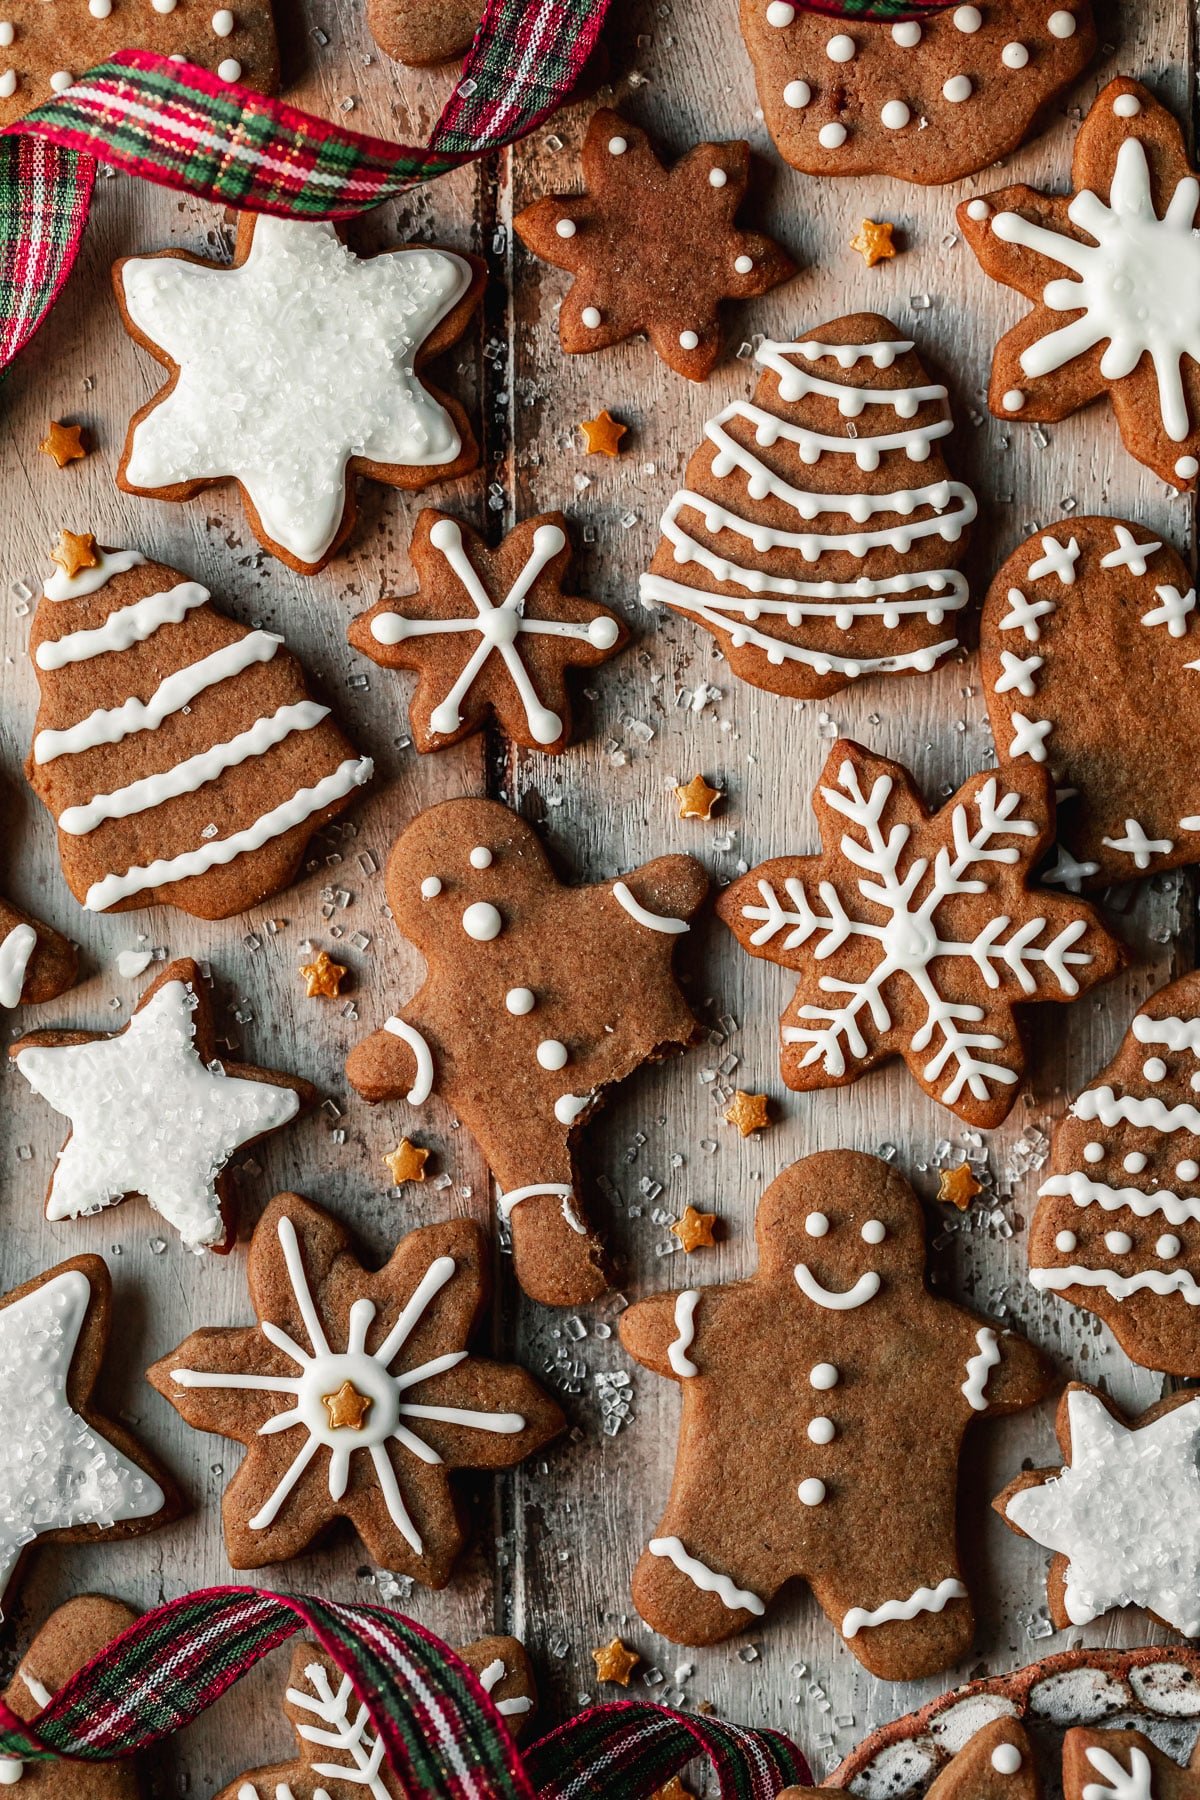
[114,216,485,574]
[717,740,1124,1129]
[781,1718,1039,1800]
[0,891,76,1006]
[959,79,1200,490]
[1063,1728,1200,1800]
[0,1597,143,1794]
[621,1151,1049,1673]
[149,1193,564,1583]
[639,313,978,699]
[345,798,707,1308]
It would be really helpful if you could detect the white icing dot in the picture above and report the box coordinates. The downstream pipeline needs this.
[217,56,241,79]
[891,19,920,44]
[555,219,577,238]
[708,168,728,187]
[734,254,754,273]
[0,20,12,43]
[581,307,601,329]
[152,0,177,13]
[1175,455,1199,479]
[462,902,502,942]
[805,1212,830,1238]
[1113,93,1142,117]
[588,618,619,648]
[818,122,847,148]
[88,0,112,15]
[49,69,73,91]
[536,1039,569,1071]
[809,1362,838,1390]
[1123,1152,1148,1174]
[420,876,442,899]
[608,135,627,154]
[1178,1160,1200,1182]
[765,0,795,23]
[1105,1230,1133,1254]
[783,79,811,108]
[967,199,991,220]
[992,1747,1023,1777]
[1158,1234,1182,1260]
[0,66,13,93]
[1056,1230,1078,1253]
[825,32,854,60]
[1002,389,1026,412]
[1083,1142,1105,1163]
[505,987,535,1015]
[943,74,974,102]
[1002,40,1029,67]
[469,845,493,869]
[861,1218,886,1244]
[211,6,235,29]
[807,1416,835,1444]
[953,5,982,30]
[679,330,700,350]
[1143,1057,1168,1082]
[798,1477,826,1506]
[1047,8,1076,36]
[880,99,911,130]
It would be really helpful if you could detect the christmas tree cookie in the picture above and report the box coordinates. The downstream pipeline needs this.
[640,314,977,699]
[0,892,76,1007]
[0,1597,143,1795]
[26,540,372,918]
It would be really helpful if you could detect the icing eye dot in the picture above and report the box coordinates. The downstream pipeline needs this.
[1083,1141,1105,1164]
[1002,388,1025,412]
[607,135,627,154]
[734,254,754,273]
[942,74,974,102]
[783,79,811,108]
[555,219,577,238]
[805,1212,830,1238]
[1175,455,1199,480]
[807,1415,835,1444]
[1047,8,1076,35]
[861,1218,886,1244]
[49,69,73,91]
[420,876,442,899]
[1178,1160,1200,1182]
[469,845,493,869]
[992,1747,1023,1777]
[1158,1234,1182,1260]
[211,6,235,29]
[536,1039,569,1071]
[818,122,847,149]
[765,0,795,23]
[1105,1230,1133,1255]
[953,5,982,30]
[505,987,535,1015]
[708,168,728,188]
[1143,1057,1167,1082]
[581,307,602,329]
[825,32,855,60]
[891,19,920,43]
[1001,39,1029,66]
[809,1362,838,1390]
[880,99,911,130]
[1111,92,1142,117]
[462,902,502,942]
[1123,1151,1147,1174]
[967,198,991,220]
[217,56,241,79]
[798,1477,826,1506]
[679,330,700,350]
[1056,1230,1077,1253]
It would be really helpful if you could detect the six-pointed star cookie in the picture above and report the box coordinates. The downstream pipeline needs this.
[514,108,796,381]
[717,740,1124,1128]
[1062,1726,1200,1800]
[0,891,76,1008]
[0,1597,143,1795]
[113,215,485,574]
[11,957,315,1252]
[148,1192,564,1582]
[959,79,1200,491]
[348,510,627,752]
[996,1383,1200,1637]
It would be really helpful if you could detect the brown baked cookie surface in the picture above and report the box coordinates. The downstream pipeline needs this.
[345,797,707,1308]
[25,542,372,918]
[982,517,1199,890]
[959,79,1200,491]
[717,739,1124,1129]
[366,0,480,64]
[149,1192,564,1582]
[781,1717,1039,1800]
[514,108,796,381]
[0,891,76,1006]
[0,1596,143,1795]
[113,215,485,575]
[745,0,1094,184]
[1027,971,1200,1374]
[1063,1728,1200,1800]
[639,312,977,699]
[621,1150,1049,1673]
[348,510,627,753]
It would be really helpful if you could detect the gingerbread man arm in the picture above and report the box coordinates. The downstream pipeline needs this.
[620,1287,717,1380]
[617,852,709,928]
[344,1010,429,1106]
[944,1305,1052,1417]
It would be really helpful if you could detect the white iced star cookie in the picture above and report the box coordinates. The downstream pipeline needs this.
[11,958,314,1252]
[0,1257,179,1610]
[997,1382,1200,1635]
[114,215,484,574]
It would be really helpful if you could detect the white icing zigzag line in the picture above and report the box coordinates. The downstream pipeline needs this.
[794,1264,881,1310]
[1031,1265,1200,1304]
[757,340,948,417]
[382,1017,435,1105]
[647,1536,766,1615]
[668,1290,700,1376]
[961,1326,1000,1410]
[1132,1011,1200,1057]
[1073,1084,1200,1136]
[785,338,915,369]
[1040,1171,1200,1225]
[35,581,209,668]
[841,1577,967,1639]
[287,1662,389,1799]
[701,397,952,471]
[611,880,689,934]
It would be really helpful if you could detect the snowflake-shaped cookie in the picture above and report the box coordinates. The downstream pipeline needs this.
[960,79,1200,490]
[514,108,796,381]
[717,741,1124,1127]
[348,511,626,752]
[1062,1727,1200,1800]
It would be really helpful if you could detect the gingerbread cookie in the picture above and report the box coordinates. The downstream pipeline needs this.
[781,1718,1039,1800]
[365,0,479,65]
[639,313,977,698]
[717,740,1124,1129]
[745,0,1094,185]
[345,798,707,1307]
[959,79,1200,491]
[12,957,315,1253]
[148,1193,564,1581]
[1027,972,1200,1375]
[621,1150,1049,1673]
[0,1597,142,1794]
[997,1383,1200,1635]
[114,216,485,574]
[0,892,76,1006]
[1064,1728,1200,1800]
[0,1256,180,1609]
[348,510,627,753]
[982,518,1199,889]
[25,541,372,917]
[513,109,796,382]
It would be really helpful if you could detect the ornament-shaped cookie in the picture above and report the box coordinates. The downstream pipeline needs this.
[959,79,1200,491]
[1027,972,1200,1375]
[982,517,1200,890]
[0,892,76,1006]
[26,541,373,917]
[0,1597,143,1794]
[621,1151,1048,1673]
[640,314,977,699]
[345,798,707,1307]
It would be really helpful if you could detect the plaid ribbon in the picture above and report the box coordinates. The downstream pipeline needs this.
[0,1587,809,1800]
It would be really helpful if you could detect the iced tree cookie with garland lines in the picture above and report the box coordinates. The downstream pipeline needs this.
[113,217,485,575]
[0,891,75,1007]
[0,1597,144,1794]
[621,1150,1049,1673]
[345,797,707,1308]
[959,79,1200,491]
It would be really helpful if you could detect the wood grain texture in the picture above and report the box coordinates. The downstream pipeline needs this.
[0,0,1195,1787]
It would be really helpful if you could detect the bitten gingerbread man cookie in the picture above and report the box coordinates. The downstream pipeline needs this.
[346,798,707,1308]
[114,217,485,574]
[1063,1728,1200,1800]
[1027,972,1200,1375]
[348,511,627,753]
[717,740,1123,1129]
[781,1718,1039,1800]
[0,1597,142,1794]
[621,1151,1048,1674]
[149,1193,563,1583]
[959,80,1200,490]
[514,109,796,381]
[639,314,978,698]
[0,891,75,1007]
[997,1383,1200,1636]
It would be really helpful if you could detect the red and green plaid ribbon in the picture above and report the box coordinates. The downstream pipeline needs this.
[0,1587,809,1800]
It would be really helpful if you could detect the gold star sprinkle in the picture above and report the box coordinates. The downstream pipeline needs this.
[671,1204,718,1253]
[592,1638,639,1685]
[724,1090,771,1137]
[850,219,898,267]
[50,529,99,580]
[299,948,347,999]
[383,1139,430,1185]
[39,421,88,468]
[321,1379,373,1431]
[674,773,722,821]
[654,1782,695,1800]
[579,409,628,457]
[938,1159,982,1210]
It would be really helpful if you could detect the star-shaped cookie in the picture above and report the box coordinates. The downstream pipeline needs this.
[149,1192,564,1582]
[12,957,315,1252]
[717,740,1124,1128]
[959,79,1200,490]
[348,511,627,753]
[0,892,76,1007]
[0,1597,143,1795]
[113,216,485,574]
[1062,1727,1200,1800]
[514,109,796,381]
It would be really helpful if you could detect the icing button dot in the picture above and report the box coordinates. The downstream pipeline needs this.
[1056,1230,1078,1253]
[462,902,502,942]
[607,135,627,154]
[805,1212,830,1238]
[420,876,442,899]
[880,99,911,129]
[809,1362,838,1390]
[825,32,855,60]
[469,845,493,869]
[1002,40,1029,67]
[798,1477,826,1506]
[581,307,602,328]
[992,1747,1023,1777]
[891,19,920,43]
[942,74,973,102]
[1002,388,1026,412]
[88,0,113,14]
[734,254,754,273]
[217,56,241,79]
[708,168,728,187]
[783,79,811,108]
[1123,1151,1147,1174]
[211,6,235,28]
[1047,8,1076,35]
[536,1039,569,1071]
[807,1415,835,1444]
[1083,1141,1105,1163]
[1104,1230,1133,1254]
[818,122,847,148]
[0,20,12,43]
[679,330,700,350]
[1158,1234,1182,1260]
[1175,455,1199,479]
[953,5,982,30]
[766,0,795,23]
[1142,1057,1168,1082]
[555,219,577,238]
[0,66,13,94]
[967,198,991,220]
[152,0,177,12]
[49,69,73,91]
[1113,93,1142,117]
[1177,1159,1200,1182]
[505,987,535,1015]
[861,1218,886,1244]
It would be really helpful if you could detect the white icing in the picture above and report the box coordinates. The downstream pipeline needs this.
[536,1039,568,1071]
[505,988,535,1015]
[35,580,208,668]
[998,587,1055,640]
[861,1218,886,1244]
[421,876,442,898]
[117,949,154,979]
[284,1661,388,1796]
[668,1290,700,1377]
[382,1018,434,1105]
[961,1326,999,1410]
[1101,525,1162,576]
[1043,845,1100,891]
[0,923,37,1009]
[462,902,502,942]
[794,1263,880,1310]
[1008,711,1053,762]
[469,845,493,869]
[1030,1265,1200,1304]
[809,1362,838,1389]
[1028,534,1080,584]
[1104,1230,1133,1254]
[1040,1171,1200,1226]
[496,1182,572,1223]
[1057,1230,1078,1252]
[1081,1746,1153,1800]
[841,1578,967,1639]
[477,1657,532,1719]
[1074,1083,1200,1136]
[993,1746,1023,1775]
[647,1536,765,1615]
[554,1092,591,1127]
[611,880,688,935]
[805,1212,829,1237]
[994,650,1044,696]
[798,1478,826,1506]
[1142,585,1196,635]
